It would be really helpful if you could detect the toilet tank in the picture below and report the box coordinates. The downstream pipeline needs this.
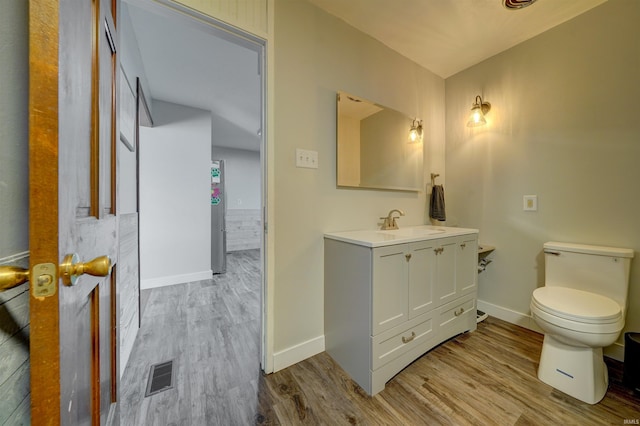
[544,241,634,310]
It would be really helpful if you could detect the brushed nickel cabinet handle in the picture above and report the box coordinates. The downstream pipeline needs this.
[402,332,416,344]
[454,307,465,317]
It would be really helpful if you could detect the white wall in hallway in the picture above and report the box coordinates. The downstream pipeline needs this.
[211,147,261,252]
[139,100,212,289]
[211,146,260,210]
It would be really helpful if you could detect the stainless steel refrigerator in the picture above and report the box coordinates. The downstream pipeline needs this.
[211,160,226,274]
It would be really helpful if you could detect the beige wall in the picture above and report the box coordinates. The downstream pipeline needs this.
[445,0,640,348]
[273,0,445,354]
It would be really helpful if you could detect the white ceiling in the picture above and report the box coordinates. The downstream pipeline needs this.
[308,0,607,78]
[125,1,262,151]
[124,0,607,152]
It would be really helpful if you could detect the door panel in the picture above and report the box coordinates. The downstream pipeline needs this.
[435,240,457,304]
[372,244,409,335]
[29,0,120,424]
[457,238,478,295]
[408,241,437,319]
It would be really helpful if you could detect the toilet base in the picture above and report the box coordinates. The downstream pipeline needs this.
[537,334,608,404]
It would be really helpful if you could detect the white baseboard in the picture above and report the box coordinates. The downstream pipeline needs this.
[604,342,625,362]
[477,299,625,362]
[272,335,325,372]
[0,250,29,266]
[477,300,542,333]
[141,270,213,290]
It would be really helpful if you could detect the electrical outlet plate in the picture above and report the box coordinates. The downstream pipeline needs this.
[296,149,318,169]
[523,195,538,211]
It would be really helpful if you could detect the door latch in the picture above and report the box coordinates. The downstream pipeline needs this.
[32,263,57,298]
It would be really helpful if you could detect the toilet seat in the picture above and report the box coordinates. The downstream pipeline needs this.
[531,287,624,334]
[532,287,621,323]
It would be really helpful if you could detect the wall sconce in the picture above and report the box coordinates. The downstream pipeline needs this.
[409,119,423,142]
[467,95,491,127]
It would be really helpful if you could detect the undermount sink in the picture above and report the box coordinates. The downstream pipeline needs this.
[377,226,446,237]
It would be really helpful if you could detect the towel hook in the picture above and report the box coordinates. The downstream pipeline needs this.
[430,173,440,187]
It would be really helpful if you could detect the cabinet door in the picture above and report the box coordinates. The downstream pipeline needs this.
[456,237,478,295]
[435,239,457,305]
[408,240,437,319]
[372,244,409,335]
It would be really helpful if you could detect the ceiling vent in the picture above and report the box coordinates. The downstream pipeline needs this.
[503,0,538,10]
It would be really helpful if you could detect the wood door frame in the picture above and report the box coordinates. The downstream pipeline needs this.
[29,1,61,422]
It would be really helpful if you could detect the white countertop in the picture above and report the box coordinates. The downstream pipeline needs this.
[324,225,479,248]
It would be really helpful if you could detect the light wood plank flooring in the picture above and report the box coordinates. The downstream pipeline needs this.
[120,250,640,425]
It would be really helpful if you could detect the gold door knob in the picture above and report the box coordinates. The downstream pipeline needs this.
[61,254,112,286]
[0,266,30,292]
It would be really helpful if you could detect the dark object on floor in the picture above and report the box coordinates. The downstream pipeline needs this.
[623,332,640,394]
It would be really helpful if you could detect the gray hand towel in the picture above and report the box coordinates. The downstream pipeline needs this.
[430,185,446,221]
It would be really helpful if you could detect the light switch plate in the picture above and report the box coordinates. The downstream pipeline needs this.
[296,149,318,169]
[523,195,538,211]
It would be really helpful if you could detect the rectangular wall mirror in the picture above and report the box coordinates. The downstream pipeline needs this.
[336,91,423,192]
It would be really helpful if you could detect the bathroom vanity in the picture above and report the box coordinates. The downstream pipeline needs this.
[324,226,479,395]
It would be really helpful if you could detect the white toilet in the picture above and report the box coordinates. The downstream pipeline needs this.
[530,241,634,404]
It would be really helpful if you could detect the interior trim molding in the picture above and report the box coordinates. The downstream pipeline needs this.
[141,270,213,290]
[477,299,625,362]
[272,335,325,372]
[0,250,30,266]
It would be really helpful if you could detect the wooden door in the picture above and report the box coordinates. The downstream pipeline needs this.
[29,0,120,424]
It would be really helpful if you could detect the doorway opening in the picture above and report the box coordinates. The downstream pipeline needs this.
[118,0,268,415]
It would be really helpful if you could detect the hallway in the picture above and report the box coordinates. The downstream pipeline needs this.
[120,250,262,425]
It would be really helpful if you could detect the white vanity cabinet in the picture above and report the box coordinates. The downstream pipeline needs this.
[324,227,478,396]
[373,240,438,334]
[436,235,478,305]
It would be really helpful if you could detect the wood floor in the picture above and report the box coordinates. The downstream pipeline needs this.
[120,250,640,425]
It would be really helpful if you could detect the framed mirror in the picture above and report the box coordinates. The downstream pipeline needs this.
[336,91,423,192]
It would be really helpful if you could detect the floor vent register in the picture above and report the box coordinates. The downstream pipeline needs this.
[145,360,175,397]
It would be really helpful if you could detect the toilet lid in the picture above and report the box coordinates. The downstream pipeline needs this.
[532,287,622,323]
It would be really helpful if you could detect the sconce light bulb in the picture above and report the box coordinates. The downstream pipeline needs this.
[469,108,485,126]
[467,96,490,127]
[409,120,423,143]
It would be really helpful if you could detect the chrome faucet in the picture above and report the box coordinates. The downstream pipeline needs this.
[380,209,405,230]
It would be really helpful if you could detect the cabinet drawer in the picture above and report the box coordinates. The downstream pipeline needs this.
[438,295,476,341]
[371,313,436,370]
